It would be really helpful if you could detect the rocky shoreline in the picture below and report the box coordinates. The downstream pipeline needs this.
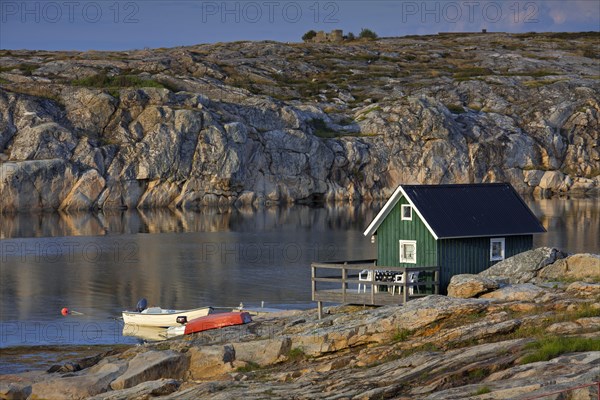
[1,32,599,212]
[1,248,599,399]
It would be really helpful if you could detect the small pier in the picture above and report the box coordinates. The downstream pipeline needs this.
[311,260,439,318]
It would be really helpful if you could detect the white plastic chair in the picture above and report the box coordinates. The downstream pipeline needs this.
[358,269,378,293]
[392,272,420,296]
[391,273,404,296]
[409,272,420,295]
[358,269,371,293]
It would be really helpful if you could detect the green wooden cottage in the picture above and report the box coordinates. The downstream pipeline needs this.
[363,183,546,292]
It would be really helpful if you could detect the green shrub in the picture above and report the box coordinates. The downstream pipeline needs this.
[359,28,378,40]
[287,347,306,361]
[521,336,600,364]
[392,328,412,342]
[302,30,317,42]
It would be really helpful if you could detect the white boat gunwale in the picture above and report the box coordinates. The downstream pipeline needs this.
[122,306,213,327]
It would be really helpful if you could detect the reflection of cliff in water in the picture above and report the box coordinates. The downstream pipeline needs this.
[0,205,382,239]
[526,197,600,254]
[1,199,598,254]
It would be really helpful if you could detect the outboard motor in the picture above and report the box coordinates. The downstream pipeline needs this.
[135,298,148,312]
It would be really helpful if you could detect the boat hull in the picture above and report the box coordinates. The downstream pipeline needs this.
[122,307,212,327]
[167,312,252,336]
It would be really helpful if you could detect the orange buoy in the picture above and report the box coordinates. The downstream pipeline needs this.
[61,307,69,316]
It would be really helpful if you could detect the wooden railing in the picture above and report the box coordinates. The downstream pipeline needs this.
[311,260,439,318]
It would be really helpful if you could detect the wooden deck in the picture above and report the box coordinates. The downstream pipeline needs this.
[311,260,439,318]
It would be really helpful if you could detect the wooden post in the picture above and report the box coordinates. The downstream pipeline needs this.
[372,261,377,305]
[434,269,439,295]
[402,270,408,305]
[317,301,323,320]
[311,264,316,301]
[342,262,347,303]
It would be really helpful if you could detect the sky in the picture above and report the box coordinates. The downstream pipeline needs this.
[0,0,598,50]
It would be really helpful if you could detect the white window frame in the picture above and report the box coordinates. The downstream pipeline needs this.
[399,240,417,264]
[401,204,413,221]
[490,238,505,261]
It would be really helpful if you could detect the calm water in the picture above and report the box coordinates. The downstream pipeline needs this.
[0,198,598,370]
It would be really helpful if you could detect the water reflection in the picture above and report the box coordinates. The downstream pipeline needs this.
[0,198,598,352]
[525,197,600,254]
[1,205,382,239]
[1,199,598,254]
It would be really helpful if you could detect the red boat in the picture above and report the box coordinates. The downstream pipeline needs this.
[166,312,252,336]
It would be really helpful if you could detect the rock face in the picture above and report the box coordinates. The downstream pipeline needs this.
[29,360,126,399]
[109,350,188,390]
[480,283,545,301]
[566,281,600,297]
[479,247,568,284]
[538,253,600,282]
[447,274,499,298]
[1,33,600,210]
[89,379,180,400]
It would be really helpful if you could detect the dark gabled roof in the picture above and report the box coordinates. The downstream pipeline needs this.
[364,183,546,239]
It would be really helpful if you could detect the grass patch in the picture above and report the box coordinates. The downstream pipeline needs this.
[571,303,600,319]
[453,67,494,79]
[547,31,600,40]
[501,69,560,78]
[355,105,382,121]
[468,368,488,380]
[392,328,413,342]
[474,386,492,395]
[521,336,600,364]
[523,79,567,88]
[504,302,600,342]
[72,72,167,90]
[0,63,38,76]
[236,361,261,373]
[287,347,306,362]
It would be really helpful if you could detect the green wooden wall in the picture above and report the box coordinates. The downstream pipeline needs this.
[437,235,533,293]
[376,197,438,267]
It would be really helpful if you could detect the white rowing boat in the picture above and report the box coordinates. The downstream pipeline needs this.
[122,306,213,327]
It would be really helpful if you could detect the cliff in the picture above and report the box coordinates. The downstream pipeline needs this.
[0,32,599,211]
